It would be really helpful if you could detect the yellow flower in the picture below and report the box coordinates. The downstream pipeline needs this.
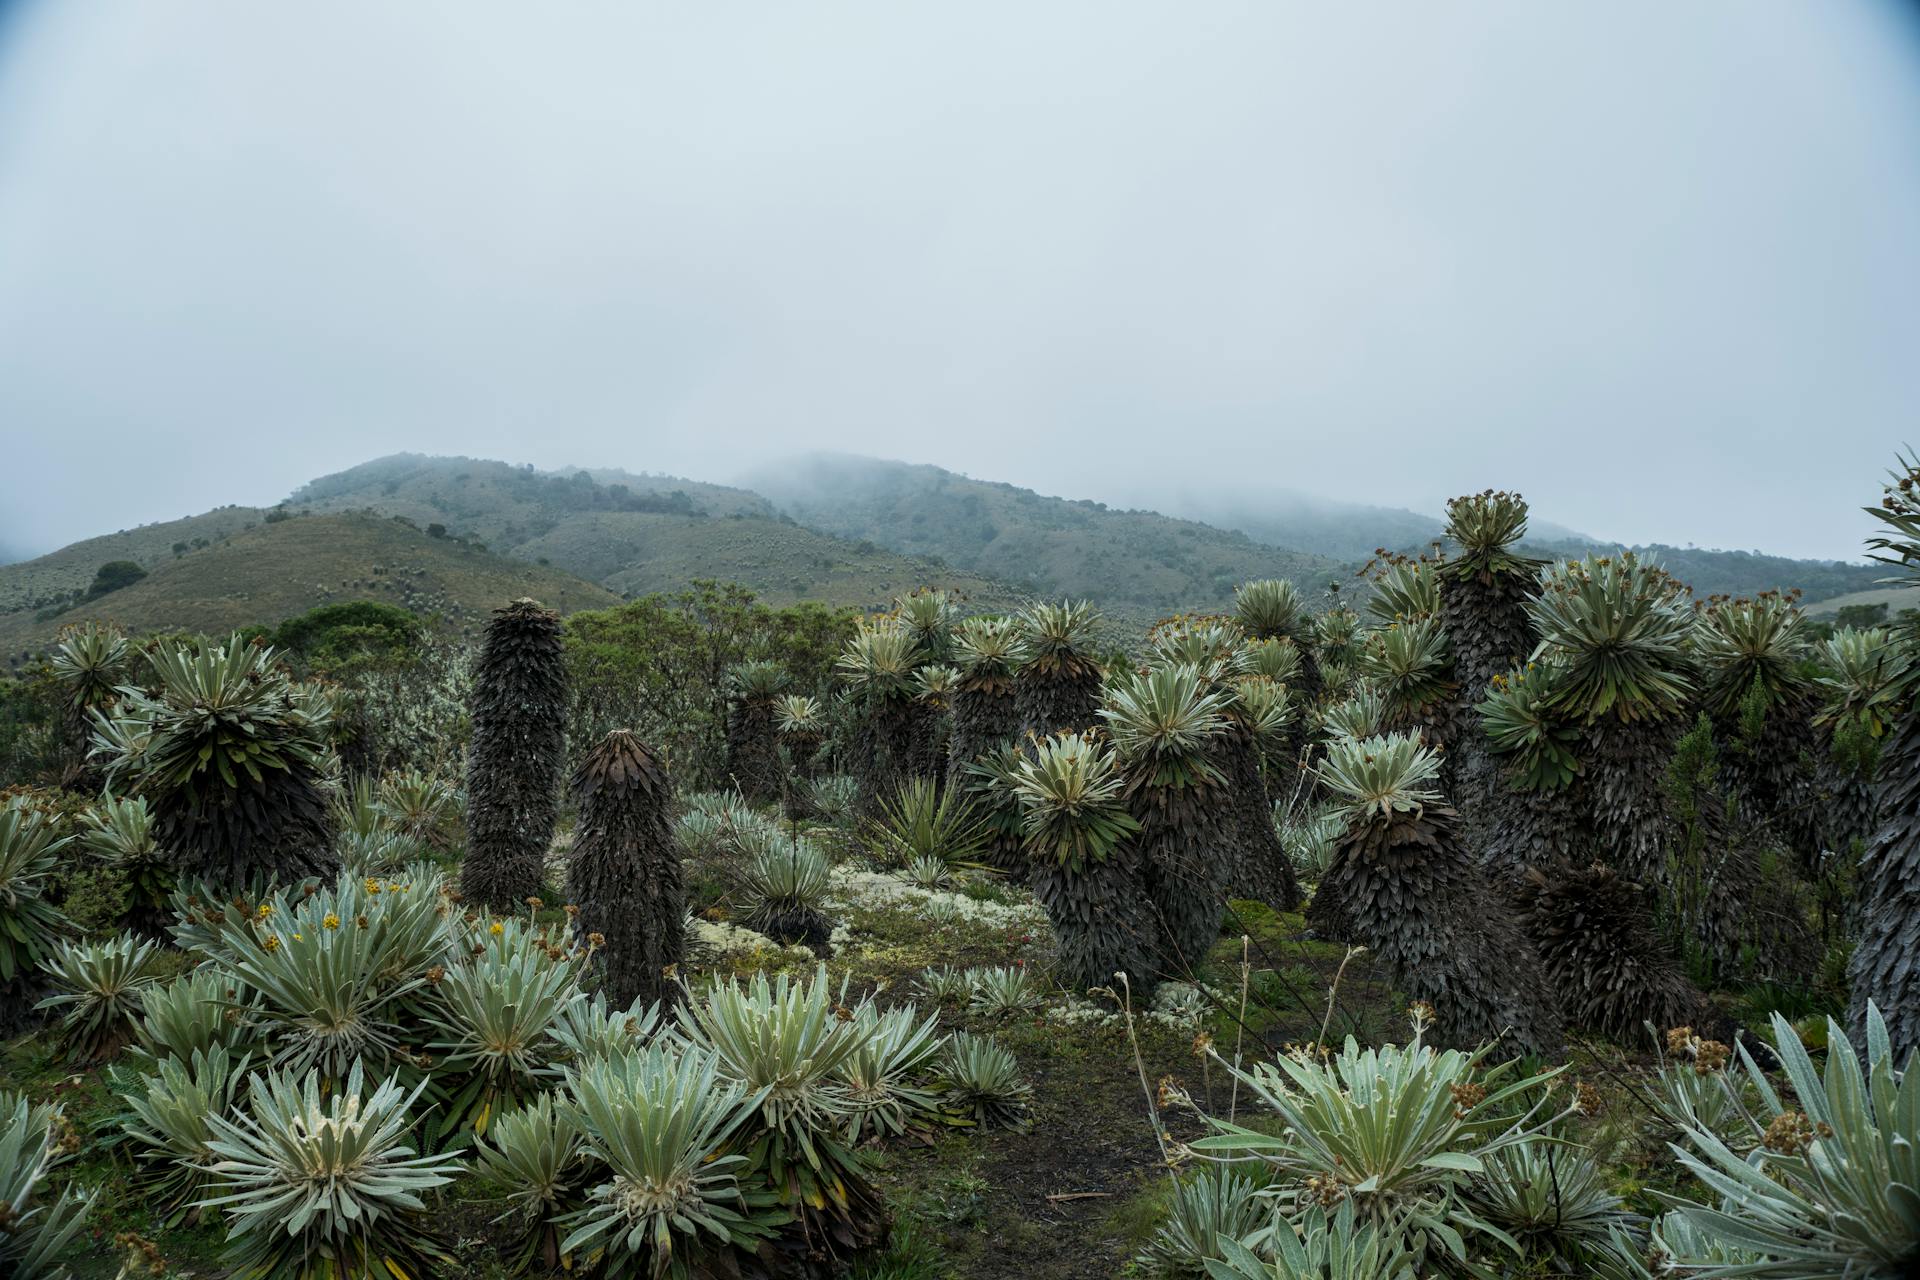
[263,934,280,951]
[323,914,340,930]
[365,878,381,895]
[489,921,505,937]
[256,903,273,919]
[292,933,303,942]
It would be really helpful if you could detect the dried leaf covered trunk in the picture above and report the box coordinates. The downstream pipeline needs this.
[1030,848,1161,993]
[1315,802,1563,1056]
[947,683,1017,793]
[1850,706,1920,1054]
[1131,778,1234,978]
[1514,861,1702,1038]
[1439,569,1535,837]
[1582,716,1680,886]
[156,768,335,887]
[725,698,782,804]
[1016,667,1102,743]
[566,730,683,1010]
[461,599,568,911]
[1477,772,1594,889]
[1214,731,1299,910]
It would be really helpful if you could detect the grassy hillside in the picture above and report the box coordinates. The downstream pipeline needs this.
[287,454,1028,614]
[0,511,618,660]
[290,454,772,543]
[0,505,268,616]
[517,510,1024,612]
[1801,583,1920,619]
[742,454,1351,614]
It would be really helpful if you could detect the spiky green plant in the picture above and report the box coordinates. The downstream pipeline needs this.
[1366,557,1441,625]
[567,729,683,1010]
[868,776,988,869]
[1849,454,1920,1052]
[1240,637,1304,684]
[774,694,826,802]
[132,966,257,1063]
[1528,554,1694,724]
[115,1044,252,1225]
[376,766,460,850]
[559,1042,780,1279]
[1014,600,1104,739]
[895,589,958,662]
[1309,735,1561,1054]
[1314,605,1362,663]
[947,617,1023,791]
[550,991,664,1064]
[463,598,568,910]
[937,1031,1033,1131]
[1319,684,1387,744]
[914,964,973,1005]
[77,793,173,929]
[1234,580,1308,643]
[1463,1141,1636,1272]
[190,870,447,1079]
[1277,802,1344,880]
[1202,1200,1414,1280]
[427,942,581,1136]
[0,1090,94,1280]
[196,1062,463,1279]
[1152,619,1245,677]
[805,774,860,827]
[1196,1025,1566,1263]
[835,1003,945,1142]
[678,966,884,1255]
[1009,732,1153,990]
[105,635,337,886]
[1657,1004,1918,1276]
[1359,617,1456,735]
[1479,663,1581,793]
[0,801,73,997]
[1816,626,1909,742]
[960,742,1028,871]
[735,824,834,945]
[35,933,162,1063]
[1646,1024,1751,1150]
[1132,1163,1272,1278]
[474,1092,592,1275]
[966,964,1044,1020]
[903,853,952,891]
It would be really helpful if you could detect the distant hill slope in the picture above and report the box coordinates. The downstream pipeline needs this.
[1155,492,1592,563]
[741,454,1351,615]
[1510,539,1884,603]
[0,505,268,617]
[0,511,619,660]
[289,454,1026,614]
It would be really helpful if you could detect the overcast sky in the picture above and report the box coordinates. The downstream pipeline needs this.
[3,2,1918,561]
